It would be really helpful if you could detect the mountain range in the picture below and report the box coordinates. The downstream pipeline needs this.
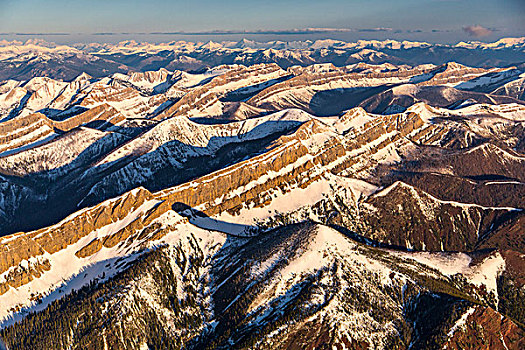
[0,37,524,349]
[1,37,525,81]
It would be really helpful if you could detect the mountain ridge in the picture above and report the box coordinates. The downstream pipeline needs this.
[0,53,524,348]
[1,37,525,81]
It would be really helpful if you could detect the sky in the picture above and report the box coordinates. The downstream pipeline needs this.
[0,0,524,44]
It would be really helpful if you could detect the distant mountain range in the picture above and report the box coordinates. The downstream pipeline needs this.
[1,37,525,81]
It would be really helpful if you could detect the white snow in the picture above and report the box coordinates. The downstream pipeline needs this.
[374,181,521,212]
[215,177,332,225]
[484,181,524,186]
[96,108,311,166]
[397,250,506,299]
[447,307,476,339]
[0,198,227,327]
[0,132,57,158]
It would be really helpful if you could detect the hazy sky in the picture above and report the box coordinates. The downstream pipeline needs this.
[0,0,523,44]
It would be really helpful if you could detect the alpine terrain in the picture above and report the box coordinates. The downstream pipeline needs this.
[0,37,524,349]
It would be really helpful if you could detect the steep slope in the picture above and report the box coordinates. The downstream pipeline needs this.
[354,181,518,251]
[154,63,288,120]
[0,108,312,235]
[0,67,238,122]
[416,62,509,88]
[0,126,128,177]
[0,106,485,302]
[1,96,524,244]
[0,103,126,155]
[492,75,525,100]
[0,223,522,349]
[359,84,523,114]
[245,65,436,116]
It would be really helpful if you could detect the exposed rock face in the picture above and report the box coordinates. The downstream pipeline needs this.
[155,63,288,120]
[0,105,124,156]
[0,188,153,278]
[357,181,512,251]
[443,306,524,350]
[493,77,525,100]
[359,85,523,114]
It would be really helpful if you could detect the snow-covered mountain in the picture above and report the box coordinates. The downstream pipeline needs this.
[1,37,525,81]
[0,56,524,349]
